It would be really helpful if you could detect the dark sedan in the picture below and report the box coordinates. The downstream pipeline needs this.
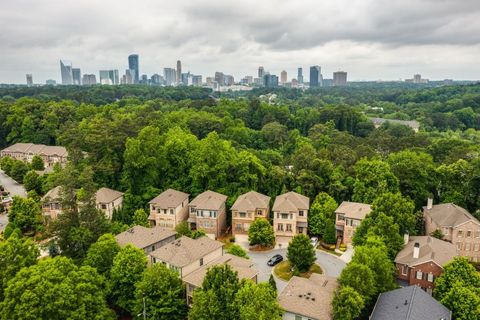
[267,254,283,266]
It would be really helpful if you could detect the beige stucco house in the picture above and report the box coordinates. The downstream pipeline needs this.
[231,191,270,235]
[95,187,124,219]
[41,186,63,221]
[335,201,372,245]
[273,191,309,241]
[188,190,228,239]
[424,200,480,261]
[115,225,176,254]
[148,189,189,229]
[0,143,68,167]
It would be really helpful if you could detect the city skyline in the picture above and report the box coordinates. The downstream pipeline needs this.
[1,0,480,83]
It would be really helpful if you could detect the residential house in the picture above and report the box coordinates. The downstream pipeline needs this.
[0,143,68,167]
[115,225,176,254]
[148,189,189,229]
[273,191,309,241]
[95,187,124,219]
[424,200,480,261]
[369,117,420,132]
[370,285,451,320]
[395,235,457,294]
[149,236,224,277]
[335,201,372,245]
[41,186,63,221]
[183,253,258,305]
[278,274,338,320]
[231,191,270,235]
[188,190,227,239]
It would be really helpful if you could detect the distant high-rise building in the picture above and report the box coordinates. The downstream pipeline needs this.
[140,74,148,84]
[124,69,134,84]
[291,78,298,88]
[151,74,162,85]
[45,79,56,85]
[82,74,97,85]
[297,68,303,84]
[309,65,322,88]
[181,72,190,86]
[215,72,225,86]
[414,74,422,84]
[60,60,73,85]
[99,70,119,85]
[280,70,287,84]
[333,71,347,86]
[128,54,139,84]
[192,75,202,86]
[258,66,265,80]
[206,77,215,86]
[162,68,175,86]
[224,75,234,86]
[176,60,182,85]
[72,68,81,85]
[264,74,278,88]
[26,74,33,86]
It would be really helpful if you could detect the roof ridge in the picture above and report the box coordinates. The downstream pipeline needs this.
[405,286,417,320]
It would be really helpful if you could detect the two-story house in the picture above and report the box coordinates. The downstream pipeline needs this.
[0,143,68,167]
[188,190,227,239]
[149,236,224,277]
[41,186,63,221]
[115,225,176,254]
[231,191,271,235]
[148,189,189,229]
[95,187,124,219]
[335,201,372,245]
[424,200,480,261]
[395,235,457,294]
[273,191,310,242]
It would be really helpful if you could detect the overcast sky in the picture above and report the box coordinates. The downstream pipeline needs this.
[1,0,480,83]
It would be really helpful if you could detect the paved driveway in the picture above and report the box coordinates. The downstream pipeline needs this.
[248,248,346,293]
[0,170,27,231]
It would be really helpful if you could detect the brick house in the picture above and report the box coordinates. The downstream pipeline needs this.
[188,190,227,239]
[395,235,457,294]
[273,191,309,242]
[148,189,189,229]
[231,191,270,235]
[335,201,371,245]
[424,200,480,261]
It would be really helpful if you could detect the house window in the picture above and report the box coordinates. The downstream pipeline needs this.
[244,223,250,231]
[299,211,304,217]
[467,231,472,238]
[466,243,471,251]
[416,271,423,280]
[190,207,196,213]
[457,242,462,250]
[474,243,479,251]
[337,214,345,221]
[443,228,449,236]
[257,210,263,216]
[163,209,167,214]
[286,224,292,232]
[457,230,463,238]
[101,204,107,210]
[295,315,302,320]
[277,224,283,231]
[427,273,434,282]
[475,231,480,238]
[151,245,155,252]
[235,224,242,231]
[157,208,161,213]
[239,212,247,218]
[211,211,217,218]
[170,209,174,215]
[281,213,289,219]
[402,265,408,275]
[200,258,204,266]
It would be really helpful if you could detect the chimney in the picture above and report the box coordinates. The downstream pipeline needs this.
[404,232,410,245]
[427,198,433,210]
[413,242,420,259]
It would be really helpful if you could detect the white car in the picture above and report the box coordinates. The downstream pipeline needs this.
[310,237,319,248]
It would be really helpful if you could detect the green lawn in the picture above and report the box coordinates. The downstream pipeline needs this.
[274,260,323,281]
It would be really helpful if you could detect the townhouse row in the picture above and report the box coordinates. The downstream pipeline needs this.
[0,143,68,167]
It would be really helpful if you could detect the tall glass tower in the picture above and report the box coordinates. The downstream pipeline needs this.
[128,54,139,84]
[60,60,73,85]
[309,65,321,88]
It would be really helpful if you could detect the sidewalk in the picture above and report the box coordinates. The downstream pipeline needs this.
[337,246,354,263]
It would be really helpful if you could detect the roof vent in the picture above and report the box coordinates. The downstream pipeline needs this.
[404,299,408,306]
[311,298,315,301]
[298,294,303,298]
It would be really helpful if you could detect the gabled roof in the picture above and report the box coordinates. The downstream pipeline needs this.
[278,274,338,320]
[149,188,189,208]
[370,286,451,320]
[273,191,309,212]
[95,187,124,204]
[115,226,176,250]
[41,186,63,202]
[335,201,371,220]
[182,253,257,286]
[150,236,224,267]
[424,203,480,228]
[1,143,68,157]
[395,236,457,268]
[189,190,227,211]
[231,191,270,212]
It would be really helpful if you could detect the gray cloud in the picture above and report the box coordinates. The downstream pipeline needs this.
[0,0,480,83]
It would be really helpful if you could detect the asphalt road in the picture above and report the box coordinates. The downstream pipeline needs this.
[0,170,27,231]
[248,248,346,293]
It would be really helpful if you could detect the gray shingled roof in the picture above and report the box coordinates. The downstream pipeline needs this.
[1,143,68,157]
[115,226,176,250]
[424,203,480,228]
[189,190,227,210]
[395,236,457,268]
[370,286,451,320]
[95,187,124,204]
[149,188,189,207]
[272,191,309,212]
[335,201,371,220]
[231,191,270,212]
[41,186,63,202]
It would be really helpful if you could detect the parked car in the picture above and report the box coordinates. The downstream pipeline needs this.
[310,237,319,248]
[267,254,283,266]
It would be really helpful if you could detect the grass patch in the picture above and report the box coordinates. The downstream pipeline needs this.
[274,260,323,281]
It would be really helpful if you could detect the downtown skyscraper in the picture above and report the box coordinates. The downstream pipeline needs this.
[297,68,303,84]
[128,54,139,84]
[176,60,182,85]
[309,65,322,88]
[60,60,73,85]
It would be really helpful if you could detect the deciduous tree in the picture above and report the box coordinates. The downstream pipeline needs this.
[287,234,316,272]
[248,218,275,247]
